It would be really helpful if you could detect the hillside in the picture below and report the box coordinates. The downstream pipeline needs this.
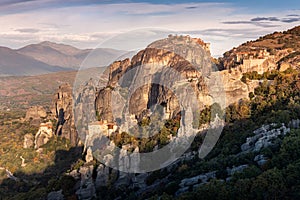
[0,47,70,77]
[17,42,87,69]
[17,41,128,70]
[0,41,128,76]
[220,25,300,71]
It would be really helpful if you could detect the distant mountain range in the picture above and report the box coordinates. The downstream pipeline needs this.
[0,41,128,76]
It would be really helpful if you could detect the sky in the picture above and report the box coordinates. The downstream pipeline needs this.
[0,0,299,57]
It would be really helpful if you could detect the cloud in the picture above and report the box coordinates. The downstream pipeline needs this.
[185,6,197,9]
[251,17,280,22]
[124,11,175,16]
[15,28,40,33]
[222,21,279,28]
[286,14,300,17]
[186,28,263,38]
[0,0,37,6]
[0,1,299,57]
[281,17,300,23]
[223,14,300,27]
[222,21,252,24]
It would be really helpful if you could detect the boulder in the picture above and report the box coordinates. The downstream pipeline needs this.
[23,133,34,148]
[47,190,64,200]
[34,121,53,149]
[254,154,268,166]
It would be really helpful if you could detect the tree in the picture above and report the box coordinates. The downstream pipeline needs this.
[251,168,287,200]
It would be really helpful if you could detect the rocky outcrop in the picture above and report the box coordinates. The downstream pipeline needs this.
[94,34,281,126]
[95,164,110,188]
[0,167,18,181]
[76,165,96,200]
[52,83,78,146]
[95,35,216,123]
[220,26,300,73]
[176,170,216,196]
[47,190,64,200]
[73,80,98,145]
[85,147,94,163]
[25,106,48,126]
[23,133,34,149]
[254,154,268,166]
[241,123,290,152]
[34,121,53,149]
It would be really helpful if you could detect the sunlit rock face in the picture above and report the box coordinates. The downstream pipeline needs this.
[34,121,53,149]
[95,35,214,123]
[94,35,265,125]
[23,133,34,149]
[25,106,47,126]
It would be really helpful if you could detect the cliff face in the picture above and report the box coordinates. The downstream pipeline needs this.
[52,83,78,146]
[95,35,212,122]
[94,35,265,124]
[72,29,300,145]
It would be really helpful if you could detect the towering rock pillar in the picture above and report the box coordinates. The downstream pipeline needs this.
[52,83,78,146]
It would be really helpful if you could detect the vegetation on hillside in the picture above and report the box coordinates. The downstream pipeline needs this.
[219,26,300,70]
[0,110,81,199]
[141,67,300,199]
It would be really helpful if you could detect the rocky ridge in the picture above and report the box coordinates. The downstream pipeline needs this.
[220,26,300,72]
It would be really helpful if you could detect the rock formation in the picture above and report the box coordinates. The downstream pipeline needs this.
[95,35,215,124]
[93,34,283,128]
[67,32,300,199]
[76,165,96,200]
[25,106,48,126]
[85,147,94,163]
[23,133,34,149]
[220,26,300,73]
[52,83,78,146]
[47,190,64,200]
[95,164,110,188]
[241,123,290,152]
[34,121,53,149]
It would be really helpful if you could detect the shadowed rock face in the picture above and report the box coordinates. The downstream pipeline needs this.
[52,83,78,146]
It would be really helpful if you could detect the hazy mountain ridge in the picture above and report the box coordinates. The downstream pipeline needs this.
[0,46,70,77]
[0,41,128,76]
[17,42,85,69]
